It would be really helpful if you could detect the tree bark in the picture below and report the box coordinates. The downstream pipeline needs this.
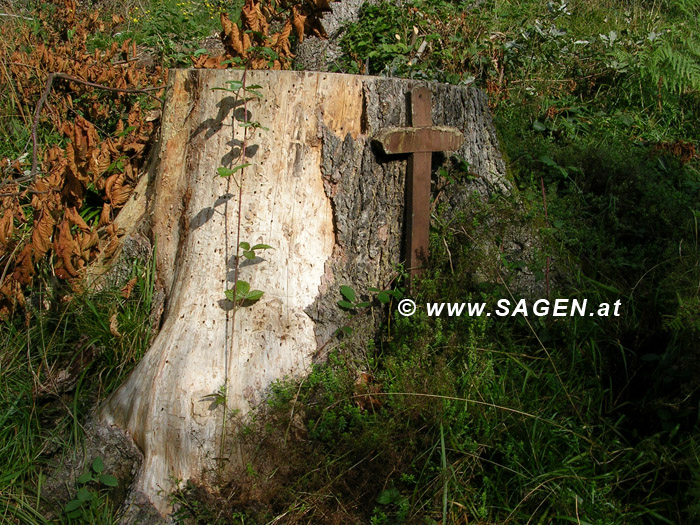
[99,69,506,515]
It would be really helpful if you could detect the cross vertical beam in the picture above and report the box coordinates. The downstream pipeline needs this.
[374,87,464,279]
[406,87,433,277]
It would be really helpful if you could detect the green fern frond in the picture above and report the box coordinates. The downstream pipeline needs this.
[646,41,700,94]
[685,37,700,58]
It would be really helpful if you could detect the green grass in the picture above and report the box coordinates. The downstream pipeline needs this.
[86,0,231,67]
[337,0,700,142]
[0,253,155,523]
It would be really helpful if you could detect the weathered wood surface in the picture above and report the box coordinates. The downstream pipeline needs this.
[99,69,506,515]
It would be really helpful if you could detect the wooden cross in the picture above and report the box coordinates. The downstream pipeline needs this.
[375,87,464,277]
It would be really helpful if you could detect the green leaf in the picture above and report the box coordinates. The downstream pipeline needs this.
[77,487,94,502]
[77,472,92,484]
[245,84,264,98]
[355,301,371,308]
[250,244,272,251]
[532,120,547,132]
[193,48,209,57]
[217,163,251,177]
[387,289,403,300]
[243,250,256,260]
[99,474,119,487]
[340,285,356,302]
[377,291,390,304]
[244,289,264,302]
[225,79,244,90]
[539,155,557,167]
[377,487,401,505]
[220,57,244,66]
[239,242,251,250]
[256,47,279,60]
[115,126,137,138]
[338,300,355,310]
[92,457,104,474]
[64,500,83,513]
[236,280,251,296]
[339,325,353,335]
[230,281,264,303]
[240,121,267,130]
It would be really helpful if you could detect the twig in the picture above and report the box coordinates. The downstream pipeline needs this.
[30,72,56,179]
[0,187,53,197]
[30,72,166,179]
[111,58,142,66]
[539,176,550,299]
[1,170,39,187]
[0,12,34,20]
[408,40,427,66]
[0,230,30,292]
[10,61,39,69]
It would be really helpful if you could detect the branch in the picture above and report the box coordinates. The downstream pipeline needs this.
[0,12,34,20]
[30,72,166,179]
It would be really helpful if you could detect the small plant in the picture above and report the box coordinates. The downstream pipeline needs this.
[202,385,228,409]
[222,241,273,306]
[337,285,371,311]
[338,284,404,311]
[63,457,118,520]
[336,283,404,337]
[368,286,404,306]
[238,241,272,260]
[374,486,409,523]
[225,279,264,305]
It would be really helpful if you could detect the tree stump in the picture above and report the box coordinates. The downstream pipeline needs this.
[99,69,506,514]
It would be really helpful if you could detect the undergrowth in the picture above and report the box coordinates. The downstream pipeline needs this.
[0,253,155,523]
[172,159,700,521]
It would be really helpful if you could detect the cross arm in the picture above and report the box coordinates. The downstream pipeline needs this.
[374,126,464,155]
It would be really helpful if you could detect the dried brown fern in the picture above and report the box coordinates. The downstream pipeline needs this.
[0,0,164,316]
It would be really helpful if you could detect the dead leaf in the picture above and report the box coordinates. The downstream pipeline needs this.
[109,312,121,337]
[292,7,307,43]
[121,276,137,299]
[31,206,57,258]
[354,372,383,411]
